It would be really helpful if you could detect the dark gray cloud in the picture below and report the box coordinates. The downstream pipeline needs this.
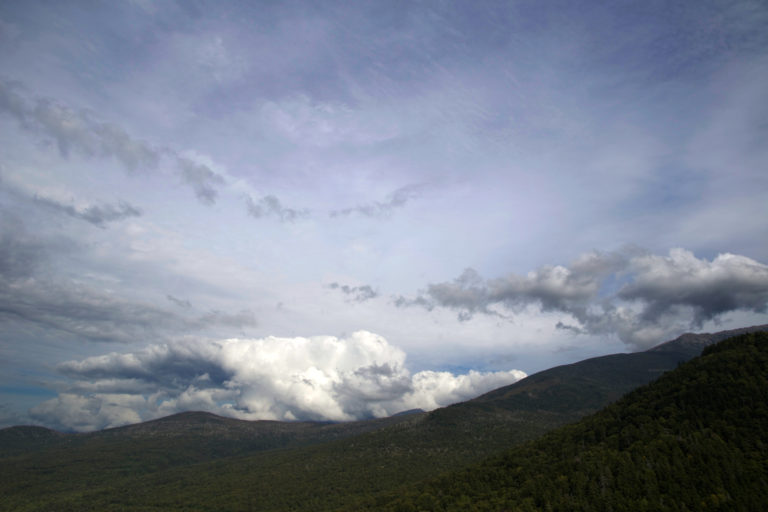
[328,282,378,302]
[1,274,257,345]
[0,213,169,343]
[33,196,142,227]
[0,213,45,280]
[392,294,434,311]
[424,268,492,318]
[245,194,308,222]
[57,342,230,389]
[0,211,257,345]
[0,278,186,344]
[200,309,257,329]
[0,80,225,204]
[329,183,425,219]
[619,249,768,327]
[166,295,192,309]
[0,80,159,170]
[177,156,225,205]
[398,248,768,348]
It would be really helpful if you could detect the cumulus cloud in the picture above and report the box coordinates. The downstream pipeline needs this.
[329,183,425,219]
[399,248,768,348]
[30,393,145,432]
[32,331,526,431]
[620,249,768,325]
[327,282,378,302]
[245,194,308,222]
[0,80,225,204]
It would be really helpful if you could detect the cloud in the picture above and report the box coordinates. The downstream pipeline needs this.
[329,183,425,219]
[30,393,145,432]
[0,80,159,169]
[166,295,192,309]
[0,80,225,204]
[0,206,259,345]
[0,212,46,280]
[176,156,225,205]
[259,95,400,147]
[32,331,526,431]
[399,248,768,348]
[0,278,186,344]
[328,282,378,302]
[200,309,258,329]
[33,195,142,227]
[620,249,768,326]
[0,274,257,344]
[0,213,177,343]
[245,194,308,222]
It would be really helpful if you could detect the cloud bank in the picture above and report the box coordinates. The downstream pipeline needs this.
[399,248,768,348]
[30,331,526,432]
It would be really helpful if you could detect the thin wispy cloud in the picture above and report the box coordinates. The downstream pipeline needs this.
[329,184,426,219]
[0,80,225,205]
[33,196,142,227]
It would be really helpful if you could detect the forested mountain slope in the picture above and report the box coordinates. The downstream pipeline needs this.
[366,331,768,511]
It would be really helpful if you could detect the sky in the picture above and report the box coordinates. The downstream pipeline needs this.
[1,0,767,432]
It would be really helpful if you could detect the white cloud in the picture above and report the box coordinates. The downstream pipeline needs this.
[32,331,526,431]
[403,369,527,412]
[30,393,145,433]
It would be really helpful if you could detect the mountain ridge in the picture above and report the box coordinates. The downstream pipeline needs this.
[365,330,768,511]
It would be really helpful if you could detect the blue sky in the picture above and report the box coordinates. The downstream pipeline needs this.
[1,0,767,431]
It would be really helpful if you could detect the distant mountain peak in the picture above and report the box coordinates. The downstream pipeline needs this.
[648,324,768,357]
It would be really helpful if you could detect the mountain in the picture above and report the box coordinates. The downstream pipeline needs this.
[648,323,768,357]
[368,330,768,511]
[1,325,766,511]
[469,323,768,415]
[0,408,424,460]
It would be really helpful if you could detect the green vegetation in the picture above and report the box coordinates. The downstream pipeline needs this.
[1,328,765,511]
[364,331,768,511]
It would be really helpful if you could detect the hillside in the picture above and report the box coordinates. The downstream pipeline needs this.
[470,324,768,415]
[368,330,768,511]
[1,325,766,511]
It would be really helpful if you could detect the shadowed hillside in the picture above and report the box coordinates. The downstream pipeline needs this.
[366,330,768,511]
